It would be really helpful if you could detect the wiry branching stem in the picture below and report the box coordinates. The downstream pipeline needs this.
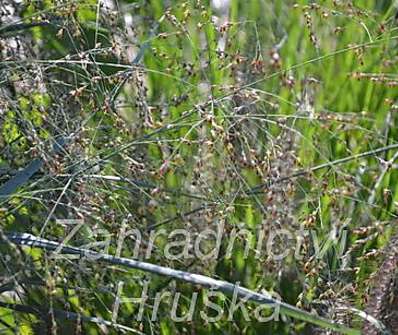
[248,143,398,194]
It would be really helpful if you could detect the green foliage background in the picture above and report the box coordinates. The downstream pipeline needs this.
[1,0,398,334]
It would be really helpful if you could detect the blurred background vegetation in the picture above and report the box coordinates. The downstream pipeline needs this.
[1,0,398,334]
